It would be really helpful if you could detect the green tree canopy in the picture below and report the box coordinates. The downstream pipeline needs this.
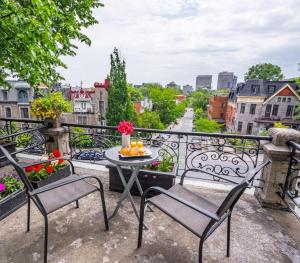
[137,111,164,129]
[128,84,143,102]
[106,48,135,126]
[0,0,103,88]
[244,63,284,81]
[194,118,223,133]
[190,90,210,111]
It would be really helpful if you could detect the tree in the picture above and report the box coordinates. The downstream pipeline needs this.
[190,90,210,111]
[244,63,284,81]
[0,1,103,88]
[137,111,164,129]
[128,84,143,102]
[194,118,223,133]
[106,48,135,126]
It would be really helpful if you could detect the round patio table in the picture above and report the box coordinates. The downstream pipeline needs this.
[105,146,158,222]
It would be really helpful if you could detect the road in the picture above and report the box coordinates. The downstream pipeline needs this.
[168,107,194,133]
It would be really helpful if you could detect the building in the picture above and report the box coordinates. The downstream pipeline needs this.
[225,88,238,132]
[166,81,180,89]
[62,79,109,126]
[207,96,228,125]
[182,84,193,95]
[233,80,300,134]
[0,80,34,120]
[133,97,153,114]
[217,72,237,90]
[196,75,212,90]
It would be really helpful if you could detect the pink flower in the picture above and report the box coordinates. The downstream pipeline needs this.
[0,183,5,192]
[151,161,159,166]
[118,121,134,135]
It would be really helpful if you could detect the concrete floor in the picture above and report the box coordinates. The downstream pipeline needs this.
[1,165,300,263]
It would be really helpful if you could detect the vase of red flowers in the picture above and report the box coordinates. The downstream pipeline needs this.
[118,121,134,148]
[24,150,71,189]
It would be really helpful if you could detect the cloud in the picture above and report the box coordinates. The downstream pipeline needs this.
[60,0,300,88]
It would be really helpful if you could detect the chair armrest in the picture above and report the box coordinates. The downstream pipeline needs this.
[22,157,75,174]
[246,160,271,184]
[29,174,103,196]
[143,186,220,221]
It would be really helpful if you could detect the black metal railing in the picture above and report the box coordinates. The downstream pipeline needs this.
[280,140,300,220]
[62,122,272,184]
[0,118,47,155]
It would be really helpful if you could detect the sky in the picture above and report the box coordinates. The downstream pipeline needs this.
[60,0,300,89]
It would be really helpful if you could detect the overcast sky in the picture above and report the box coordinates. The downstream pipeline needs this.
[60,0,300,89]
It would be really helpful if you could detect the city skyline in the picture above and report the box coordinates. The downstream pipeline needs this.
[59,0,300,89]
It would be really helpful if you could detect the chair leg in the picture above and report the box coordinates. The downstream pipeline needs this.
[43,215,48,263]
[27,194,30,232]
[99,190,109,231]
[75,200,79,208]
[199,239,204,263]
[227,214,231,257]
[137,199,146,248]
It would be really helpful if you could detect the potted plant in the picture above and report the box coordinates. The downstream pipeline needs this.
[0,139,17,168]
[108,153,177,196]
[30,92,72,127]
[24,150,71,189]
[0,174,26,221]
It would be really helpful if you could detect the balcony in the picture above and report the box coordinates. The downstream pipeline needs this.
[18,98,29,104]
[0,118,299,262]
[255,117,300,125]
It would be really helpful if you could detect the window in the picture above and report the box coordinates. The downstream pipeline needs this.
[250,104,256,115]
[246,123,253,134]
[268,85,275,94]
[18,90,28,99]
[277,97,281,103]
[287,98,291,102]
[265,104,272,117]
[81,102,86,110]
[78,116,87,125]
[5,107,11,118]
[237,121,243,132]
[20,107,29,118]
[282,97,286,103]
[220,113,224,119]
[99,101,104,115]
[240,103,245,114]
[251,85,260,94]
[286,105,294,117]
[2,90,8,101]
[272,104,279,116]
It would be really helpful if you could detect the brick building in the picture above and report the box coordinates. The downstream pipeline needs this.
[207,96,228,124]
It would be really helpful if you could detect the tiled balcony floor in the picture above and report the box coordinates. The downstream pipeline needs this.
[1,163,300,263]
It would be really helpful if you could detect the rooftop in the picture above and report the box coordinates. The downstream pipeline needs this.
[1,159,299,263]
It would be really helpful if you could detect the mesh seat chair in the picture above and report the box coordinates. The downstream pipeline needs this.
[137,161,270,263]
[0,146,109,263]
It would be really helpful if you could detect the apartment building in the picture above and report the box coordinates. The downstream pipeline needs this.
[207,96,228,124]
[217,72,237,90]
[196,75,212,90]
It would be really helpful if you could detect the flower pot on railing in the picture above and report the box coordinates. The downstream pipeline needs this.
[0,141,17,168]
[107,164,177,196]
[0,189,26,221]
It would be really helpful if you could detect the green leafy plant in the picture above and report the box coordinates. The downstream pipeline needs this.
[70,127,93,147]
[16,133,32,147]
[0,174,23,200]
[145,154,175,172]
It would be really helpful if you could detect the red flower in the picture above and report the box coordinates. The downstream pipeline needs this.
[58,159,64,164]
[34,164,43,172]
[45,165,54,173]
[52,150,62,158]
[25,166,35,173]
[118,121,134,135]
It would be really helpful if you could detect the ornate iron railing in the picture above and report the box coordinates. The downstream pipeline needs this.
[280,141,300,220]
[0,118,47,155]
[62,122,272,184]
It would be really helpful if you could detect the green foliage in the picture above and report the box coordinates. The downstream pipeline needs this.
[106,48,135,126]
[137,111,164,129]
[145,154,174,172]
[128,84,143,102]
[194,108,204,119]
[16,133,32,147]
[0,0,103,88]
[244,63,284,81]
[273,122,288,128]
[194,118,223,133]
[0,175,23,199]
[31,92,72,119]
[190,90,210,111]
[70,127,93,147]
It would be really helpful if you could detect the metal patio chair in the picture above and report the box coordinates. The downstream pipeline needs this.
[0,146,109,263]
[137,161,270,263]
